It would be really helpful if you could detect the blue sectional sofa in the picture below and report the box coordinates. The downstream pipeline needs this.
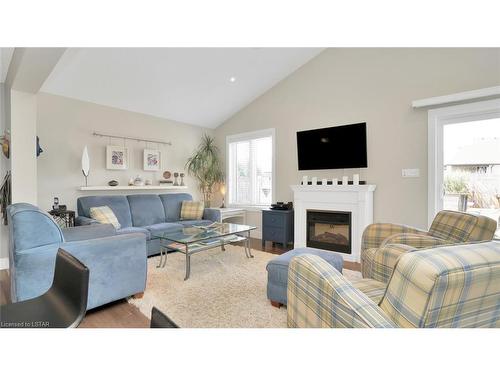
[76,193,221,256]
[7,203,147,309]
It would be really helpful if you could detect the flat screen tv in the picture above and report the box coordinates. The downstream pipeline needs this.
[297,122,367,170]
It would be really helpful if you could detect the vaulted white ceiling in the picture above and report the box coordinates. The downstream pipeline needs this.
[0,48,14,83]
[40,48,323,128]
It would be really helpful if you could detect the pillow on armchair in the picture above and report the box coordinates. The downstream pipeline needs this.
[180,201,204,220]
[89,206,121,229]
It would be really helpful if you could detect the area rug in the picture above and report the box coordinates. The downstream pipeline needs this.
[128,245,361,328]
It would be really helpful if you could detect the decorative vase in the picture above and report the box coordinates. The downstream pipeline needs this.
[173,172,179,186]
[81,146,90,187]
[134,176,144,186]
[180,173,185,186]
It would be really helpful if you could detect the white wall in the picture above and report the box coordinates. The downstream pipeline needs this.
[37,93,213,212]
[0,83,10,265]
[10,90,37,204]
[214,48,500,234]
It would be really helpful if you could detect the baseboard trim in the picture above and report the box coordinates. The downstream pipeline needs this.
[0,257,9,270]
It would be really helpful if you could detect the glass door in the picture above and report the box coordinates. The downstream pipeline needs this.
[442,117,500,239]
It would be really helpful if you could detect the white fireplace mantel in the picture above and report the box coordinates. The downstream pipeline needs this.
[291,184,376,263]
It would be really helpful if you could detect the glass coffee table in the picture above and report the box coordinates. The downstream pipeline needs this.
[151,223,257,280]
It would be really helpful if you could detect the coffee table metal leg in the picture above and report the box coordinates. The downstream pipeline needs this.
[247,230,254,258]
[243,238,249,258]
[162,248,168,268]
[184,245,191,281]
[157,247,164,268]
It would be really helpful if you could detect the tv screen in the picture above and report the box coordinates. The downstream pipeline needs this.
[297,122,367,170]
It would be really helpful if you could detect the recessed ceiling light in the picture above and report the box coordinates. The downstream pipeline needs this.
[229,76,236,83]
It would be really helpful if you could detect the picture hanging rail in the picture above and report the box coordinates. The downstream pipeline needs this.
[92,131,172,146]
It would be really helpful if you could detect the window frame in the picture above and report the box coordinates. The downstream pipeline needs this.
[427,98,500,226]
[225,128,276,209]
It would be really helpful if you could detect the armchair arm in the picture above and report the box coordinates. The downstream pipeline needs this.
[287,255,395,328]
[62,223,116,242]
[362,243,416,283]
[362,223,428,251]
[75,215,99,226]
[12,233,147,309]
[203,208,221,222]
[381,233,453,248]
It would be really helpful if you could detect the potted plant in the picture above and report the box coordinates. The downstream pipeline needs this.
[185,134,224,207]
[444,173,469,211]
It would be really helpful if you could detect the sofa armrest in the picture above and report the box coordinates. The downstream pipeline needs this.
[381,233,452,248]
[12,233,147,309]
[362,223,428,251]
[75,216,99,226]
[361,243,416,283]
[203,208,221,222]
[287,254,395,328]
[62,224,116,242]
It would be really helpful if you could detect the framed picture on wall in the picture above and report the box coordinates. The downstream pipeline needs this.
[106,145,129,170]
[143,149,161,171]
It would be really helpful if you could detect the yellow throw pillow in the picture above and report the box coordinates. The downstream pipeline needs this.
[89,206,121,229]
[180,201,204,220]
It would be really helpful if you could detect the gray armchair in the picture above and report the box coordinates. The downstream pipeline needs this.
[7,203,147,310]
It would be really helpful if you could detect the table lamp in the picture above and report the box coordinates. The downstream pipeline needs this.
[220,184,226,208]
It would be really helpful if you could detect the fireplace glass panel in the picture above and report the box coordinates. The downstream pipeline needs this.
[306,210,351,254]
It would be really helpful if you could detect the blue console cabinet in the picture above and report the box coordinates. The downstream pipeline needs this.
[262,209,294,247]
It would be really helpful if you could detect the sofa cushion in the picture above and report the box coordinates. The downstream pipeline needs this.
[127,195,166,227]
[159,193,193,222]
[143,222,183,235]
[89,206,121,229]
[178,219,212,227]
[77,196,133,228]
[180,201,204,220]
[116,226,151,240]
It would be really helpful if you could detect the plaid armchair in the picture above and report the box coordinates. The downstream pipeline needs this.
[287,241,500,328]
[361,210,497,283]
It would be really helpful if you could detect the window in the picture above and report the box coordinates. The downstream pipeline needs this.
[226,129,275,206]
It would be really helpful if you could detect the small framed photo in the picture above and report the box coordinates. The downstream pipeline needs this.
[143,149,161,171]
[106,145,128,170]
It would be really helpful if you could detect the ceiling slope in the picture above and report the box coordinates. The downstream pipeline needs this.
[40,48,323,128]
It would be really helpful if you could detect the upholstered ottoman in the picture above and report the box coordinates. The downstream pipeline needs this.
[266,247,343,307]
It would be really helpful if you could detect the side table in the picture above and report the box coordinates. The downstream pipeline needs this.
[48,210,76,228]
[213,207,246,224]
[262,208,294,247]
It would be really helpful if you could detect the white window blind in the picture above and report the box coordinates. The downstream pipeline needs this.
[227,129,274,206]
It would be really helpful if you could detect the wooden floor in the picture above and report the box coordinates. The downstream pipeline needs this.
[0,238,360,328]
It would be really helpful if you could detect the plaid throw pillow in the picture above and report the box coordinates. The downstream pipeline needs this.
[89,206,121,229]
[180,201,204,220]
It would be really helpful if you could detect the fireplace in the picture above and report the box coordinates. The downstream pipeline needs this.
[306,210,351,254]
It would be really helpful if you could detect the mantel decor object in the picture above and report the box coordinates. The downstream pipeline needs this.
[134,176,145,186]
[353,174,360,185]
[81,146,90,187]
